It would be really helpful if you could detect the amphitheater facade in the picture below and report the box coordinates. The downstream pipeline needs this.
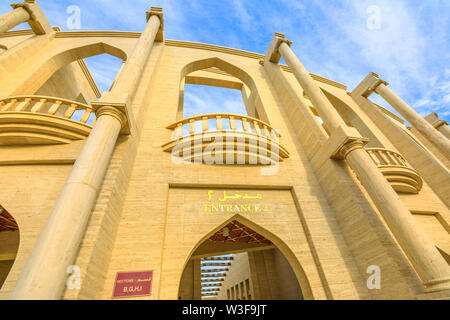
[0,1,449,300]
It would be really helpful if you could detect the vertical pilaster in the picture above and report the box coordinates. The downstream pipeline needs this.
[354,72,450,158]
[10,106,127,299]
[7,1,53,35]
[267,33,450,294]
[0,6,30,34]
[375,83,450,158]
[425,112,450,140]
[9,7,164,300]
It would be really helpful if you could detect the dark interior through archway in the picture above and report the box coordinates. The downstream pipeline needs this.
[178,220,303,300]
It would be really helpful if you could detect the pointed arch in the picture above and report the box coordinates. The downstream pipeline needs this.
[176,57,270,123]
[177,213,313,300]
[1,40,128,97]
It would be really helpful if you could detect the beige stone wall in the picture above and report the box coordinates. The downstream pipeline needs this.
[0,164,73,299]
[0,25,448,300]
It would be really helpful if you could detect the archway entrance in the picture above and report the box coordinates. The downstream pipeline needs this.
[0,205,19,289]
[178,220,304,300]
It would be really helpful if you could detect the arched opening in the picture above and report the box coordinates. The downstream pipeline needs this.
[177,57,270,124]
[163,57,290,165]
[0,205,19,289]
[1,41,128,97]
[177,218,308,300]
[31,52,125,126]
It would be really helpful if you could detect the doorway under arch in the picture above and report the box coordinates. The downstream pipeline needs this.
[0,205,19,289]
[177,218,307,300]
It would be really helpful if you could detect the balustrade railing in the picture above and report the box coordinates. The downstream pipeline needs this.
[163,113,289,164]
[0,95,95,125]
[166,113,280,140]
[366,148,422,193]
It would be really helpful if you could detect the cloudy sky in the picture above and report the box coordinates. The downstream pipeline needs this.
[1,0,449,121]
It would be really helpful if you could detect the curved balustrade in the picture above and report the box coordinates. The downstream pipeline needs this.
[366,148,423,194]
[0,95,95,145]
[163,113,289,164]
[0,95,95,124]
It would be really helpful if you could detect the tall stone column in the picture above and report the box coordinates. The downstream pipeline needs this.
[373,83,450,158]
[267,33,450,293]
[425,112,450,140]
[0,6,30,34]
[0,1,53,35]
[10,7,163,300]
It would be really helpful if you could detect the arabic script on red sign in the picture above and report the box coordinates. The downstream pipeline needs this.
[112,270,153,298]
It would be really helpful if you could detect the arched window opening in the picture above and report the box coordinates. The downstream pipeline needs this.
[178,220,305,300]
[83,54,124,95]
[32,53,124,126]
[181,84,249,135]
[0,205,19,289]
[163,58,289,165]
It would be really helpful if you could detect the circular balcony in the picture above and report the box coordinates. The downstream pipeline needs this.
[0,95,94,145]
[162,113,289,165]
[366,148,423,194]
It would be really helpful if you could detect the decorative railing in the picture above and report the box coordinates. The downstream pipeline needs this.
[0,95,95,145]
[0,95,95,124]
[366,148,422,194]
[162,113,289,164]
[166,113,280,138]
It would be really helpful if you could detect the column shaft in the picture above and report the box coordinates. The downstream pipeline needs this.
[375,83,450,158]
[439,125,450,140]
[278,41,450,292]
[0,7,30,34]
[112,15,160,99]
[10,112,123,299]
[10,8,163,299]
[279,42,346,131]
[345,147,450,291]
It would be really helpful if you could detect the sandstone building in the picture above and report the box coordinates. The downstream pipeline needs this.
[0,1,449,300]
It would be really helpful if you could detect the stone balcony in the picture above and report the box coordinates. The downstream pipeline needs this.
[162,113,289,165]
[0,95,94,145]
[366,148,423,194]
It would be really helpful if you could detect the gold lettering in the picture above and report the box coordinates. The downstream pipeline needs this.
[239,204,249,212]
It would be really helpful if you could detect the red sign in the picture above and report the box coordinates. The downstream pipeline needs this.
[112,270,153,298]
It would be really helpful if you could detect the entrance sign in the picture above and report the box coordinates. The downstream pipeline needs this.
[204,190,269,213]
[112,270,153,298]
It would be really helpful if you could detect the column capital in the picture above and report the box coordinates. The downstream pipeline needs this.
[424,112,448,129]
[351,72,389,98]
[266,32,293,63]
[10,0,53,34]
[324,125,369,160]
[91,102,130,134]
[146,7,164,42]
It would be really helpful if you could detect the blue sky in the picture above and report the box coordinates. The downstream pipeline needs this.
[1,0,449,122]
